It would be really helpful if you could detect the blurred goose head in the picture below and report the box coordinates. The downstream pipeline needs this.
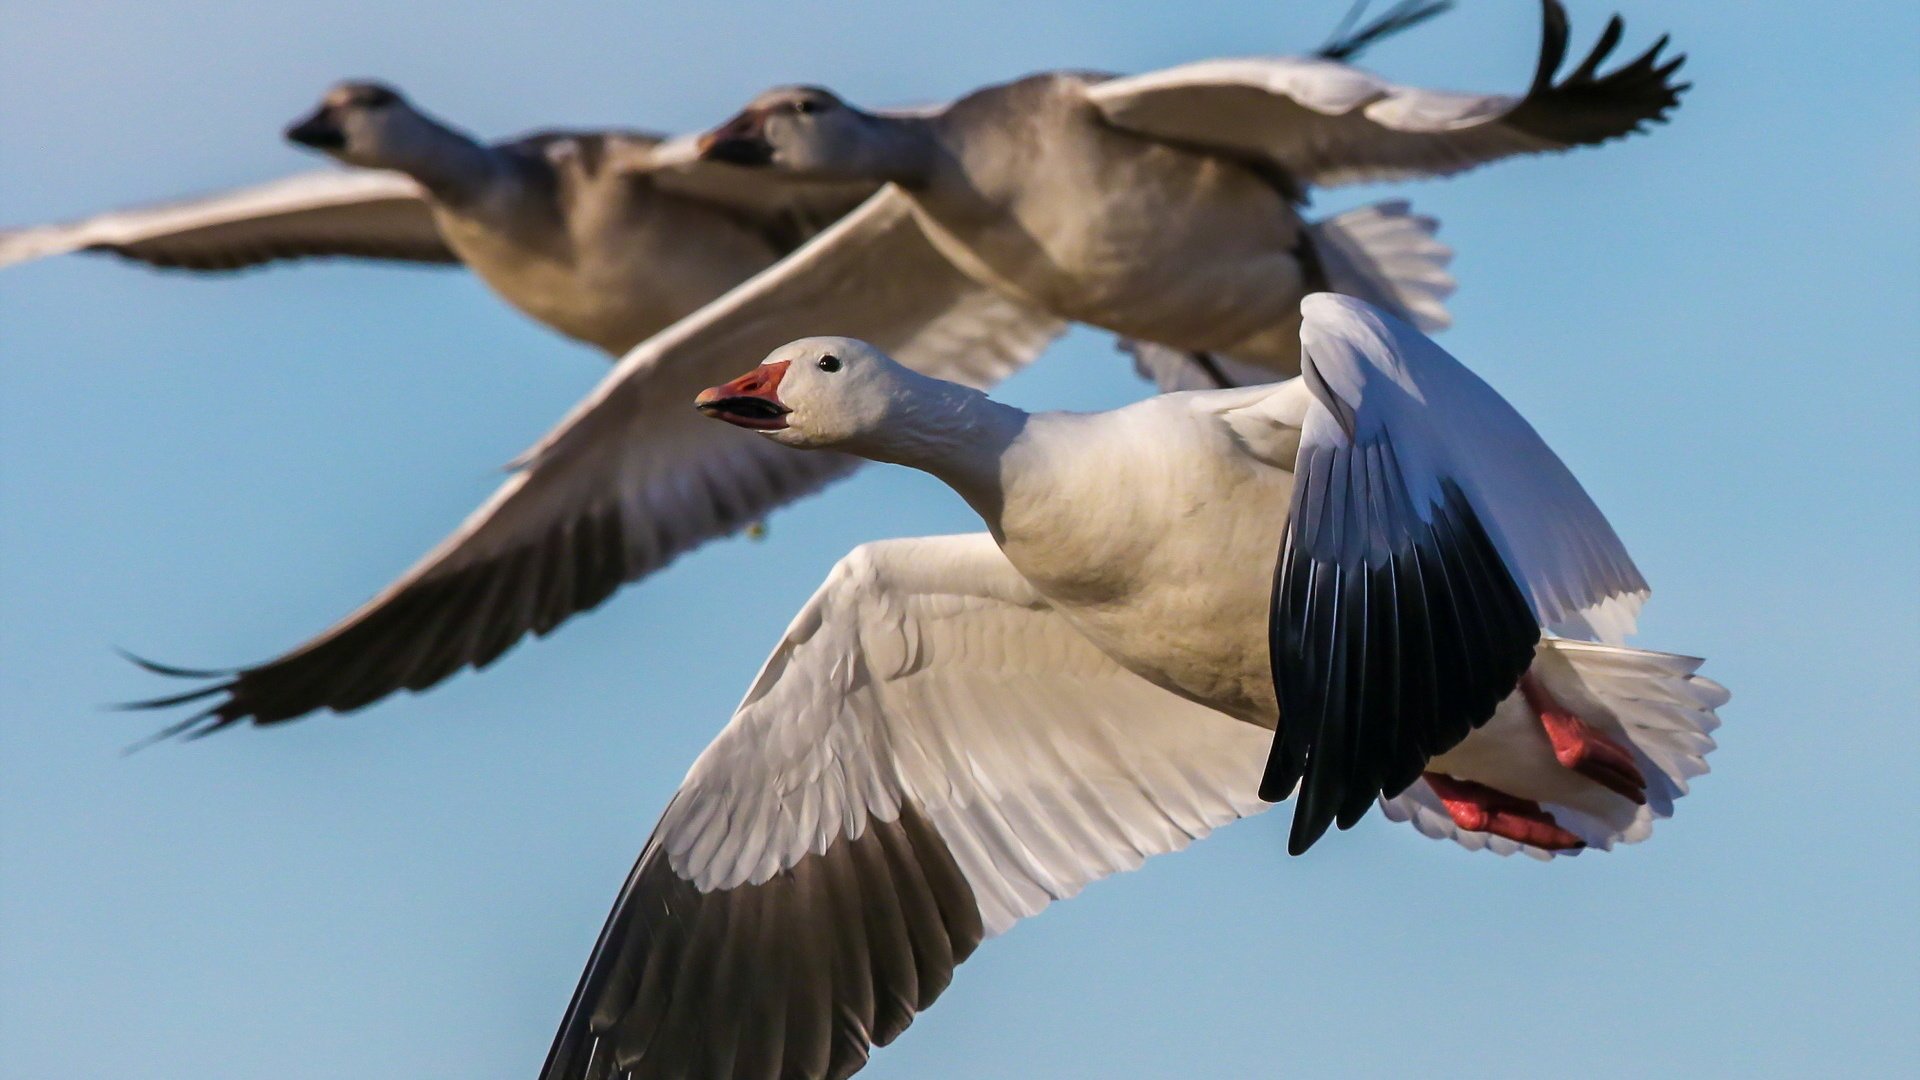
[284,81,473,177]
[696,86,932,184]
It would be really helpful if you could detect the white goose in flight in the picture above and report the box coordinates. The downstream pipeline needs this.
[537,296,1726,1078]
[133,0,1683,735]
[0,81,876,356]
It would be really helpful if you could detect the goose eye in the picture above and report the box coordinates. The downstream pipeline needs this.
[793,99,818,115]
[817,354,841,373]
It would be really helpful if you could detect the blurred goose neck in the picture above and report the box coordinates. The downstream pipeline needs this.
[390,112,498,205]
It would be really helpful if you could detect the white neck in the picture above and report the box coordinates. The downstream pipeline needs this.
[389,113,498,204]
[845,379,1028,524]
[858,112,942,186]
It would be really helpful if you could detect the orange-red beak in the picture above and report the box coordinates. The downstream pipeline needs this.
[696,109,774,166]
[695,360,791,430]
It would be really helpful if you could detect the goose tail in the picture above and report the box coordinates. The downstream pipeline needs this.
[1381,638,1727,859]
[1308,199,1455,333]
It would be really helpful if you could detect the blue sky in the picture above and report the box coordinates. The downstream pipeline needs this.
[3,1,1916,1076]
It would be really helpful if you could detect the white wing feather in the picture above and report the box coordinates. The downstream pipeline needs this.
[664,533,1270,934]
[0,169,450,269]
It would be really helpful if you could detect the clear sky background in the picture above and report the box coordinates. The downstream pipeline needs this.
[3,1,1916,1076]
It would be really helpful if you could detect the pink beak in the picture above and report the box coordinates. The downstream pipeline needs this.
[695,361,792,430]
[696,109,774,166]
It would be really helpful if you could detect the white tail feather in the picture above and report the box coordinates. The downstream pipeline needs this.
[1309,199,1455,332]
[1381,638,1726,860]
[1122,200,1456,393]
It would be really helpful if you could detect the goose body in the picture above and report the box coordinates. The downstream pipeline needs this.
[1,83,874,356]
[537,296,1726,1079]
[417,131,823,354]
[907,72,1320,362]
[700,0,1683,373]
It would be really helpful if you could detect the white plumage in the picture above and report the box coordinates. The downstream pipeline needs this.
[535,294,1727,1078]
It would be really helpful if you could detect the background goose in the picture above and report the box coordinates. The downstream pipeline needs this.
[690,295,1708,856]
[0,81,876,356]
[127,0,1672,734]
[124,7,1497,733]
[692,0,1681,375]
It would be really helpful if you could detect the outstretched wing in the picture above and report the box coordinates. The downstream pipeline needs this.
[1088,0,1686,188]
[541,535,1271,1080]
[1258,294,1646,853]
[0,169,454,271]
[134,188,1063,735]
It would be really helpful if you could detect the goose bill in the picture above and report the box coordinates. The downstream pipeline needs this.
[283,107,344,150]
[696,110,775,166]
[696,360,792,430]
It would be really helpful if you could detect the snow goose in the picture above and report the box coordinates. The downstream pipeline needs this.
[0,81,876,355]
[126,10,1481,732]
[127,1,1680,733]
[691,294,1723,856]
[541,343,1726,1079]
[691,0,1684,376]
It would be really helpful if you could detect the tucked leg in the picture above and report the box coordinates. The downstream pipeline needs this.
[1521,674,1647,803]
[1421,772,1586,851]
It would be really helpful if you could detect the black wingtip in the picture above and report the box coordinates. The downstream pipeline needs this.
[1511,0,1690,147]
[119,707,232,755]
[1269,458,1540,856]
[1286,810,1332,856]
[114,646,235,680]
[114,646,246,748]
[1316,0,1456,63]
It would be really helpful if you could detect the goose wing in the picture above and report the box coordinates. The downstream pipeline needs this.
[541,534,1270,1080]
[0,169,453,271]
[1252,293,1645,852]
[132,188,1062,734]
[1088,0,1685,188]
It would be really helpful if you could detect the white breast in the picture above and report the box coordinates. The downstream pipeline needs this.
[992,397,1294,724]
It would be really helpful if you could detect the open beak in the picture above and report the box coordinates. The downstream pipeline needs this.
[284,106,345,150]
[695,360,792,430]
[696,110,774,166]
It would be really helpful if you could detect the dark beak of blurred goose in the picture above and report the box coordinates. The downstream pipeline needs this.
[695,360,791,429]
[696,109,774,166]
[283,106,345,150]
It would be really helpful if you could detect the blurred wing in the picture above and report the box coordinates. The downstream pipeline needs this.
[0,169,454,271]
[541,534,1270,1080]
[136,187,1063,733]
[1088,0,1685,188]
[1258,295,1646,852]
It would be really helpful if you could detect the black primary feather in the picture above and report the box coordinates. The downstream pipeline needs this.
[1317,0,1457,62]
[1264,428,1539,854]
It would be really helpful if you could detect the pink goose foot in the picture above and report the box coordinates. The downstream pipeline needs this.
[1520,674,1647,803]
[1421,772,1586,851]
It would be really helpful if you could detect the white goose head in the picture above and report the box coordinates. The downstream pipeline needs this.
[695,86,930,184]
[695,337,921,452]
[284,81,465,174]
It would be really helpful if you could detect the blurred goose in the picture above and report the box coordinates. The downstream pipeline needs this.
[536,297,1727,1079]
[132,1,1683,734]
[130,5,1488,732]
[694,0,1682,375]
[0,81,876,355]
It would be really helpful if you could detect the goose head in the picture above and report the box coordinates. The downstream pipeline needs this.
[696,87,930,183]
[696,337,918,451]
[284,81,460,172]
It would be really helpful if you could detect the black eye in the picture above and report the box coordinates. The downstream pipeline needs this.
[817,354,841,372]
[793,98,819,115]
